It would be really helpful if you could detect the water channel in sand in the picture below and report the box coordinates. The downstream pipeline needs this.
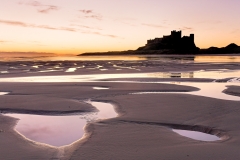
[3,101,117,147]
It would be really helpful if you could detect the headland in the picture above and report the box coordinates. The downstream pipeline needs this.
[80,30,240,56]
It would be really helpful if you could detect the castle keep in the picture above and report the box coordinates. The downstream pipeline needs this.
[137,30,198,51]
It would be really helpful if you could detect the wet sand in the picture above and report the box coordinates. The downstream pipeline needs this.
[0,56,240,159]
[1,55,240,78]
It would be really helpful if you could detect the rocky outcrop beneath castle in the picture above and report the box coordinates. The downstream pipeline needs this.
[137,30,199,52]
[200,43,240,54]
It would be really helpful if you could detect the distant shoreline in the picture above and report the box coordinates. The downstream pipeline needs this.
[79,47,240,56]
[79,30,240,56]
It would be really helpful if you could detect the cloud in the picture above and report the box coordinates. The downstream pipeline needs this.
[78,10,102,20]
[0,19,76,32]
[71,24,102,30]
[25,1,41,6]
[0,20,28,27]
[38,6,58,13]
[179,26,194,31]
[142,23,166,28]
[19,1,59,14]
[0,40,9,43]
[79,10,93,14]
[84,15,102,20]
[81,31,120,38]
[0,19,120,38]
[20,126,55,139]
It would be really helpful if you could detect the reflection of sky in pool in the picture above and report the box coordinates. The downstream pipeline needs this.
[173,129,220,141]
[9,114,86,147]
[133,82,240,101]
[4,101,117,147]
[0,92,8,95]
[0,71,9,74]
[93,87,109,90]
[65,68,77,72]
[179,82,240,101]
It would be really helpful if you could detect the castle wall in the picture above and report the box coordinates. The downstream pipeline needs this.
[147,38,162,45]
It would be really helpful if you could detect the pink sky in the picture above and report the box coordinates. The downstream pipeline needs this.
[0,0,240,54]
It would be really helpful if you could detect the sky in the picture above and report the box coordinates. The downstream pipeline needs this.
[0,0,240,55]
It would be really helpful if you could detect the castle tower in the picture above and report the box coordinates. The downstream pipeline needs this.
[171,30,182,48]
[171,30,182,39]
[190,34,194,43]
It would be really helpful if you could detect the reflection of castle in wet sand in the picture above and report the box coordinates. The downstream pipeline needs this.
[161,72,194,78]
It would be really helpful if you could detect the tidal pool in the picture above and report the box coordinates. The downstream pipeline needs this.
[132,82,240,101]
[0,71,9,74]
[0,92,8,95]
[173,129,221,141]
[93,87,109,90]
[39,69,62,73]
[65,68,77,72]
[4,101,117,147]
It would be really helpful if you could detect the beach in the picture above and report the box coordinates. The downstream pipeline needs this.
[0,55,240,159]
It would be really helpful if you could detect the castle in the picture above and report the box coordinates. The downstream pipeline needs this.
[137,30,198,51]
